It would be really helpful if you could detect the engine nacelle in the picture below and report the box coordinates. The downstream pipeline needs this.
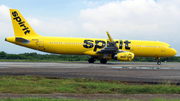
[114,52,134,61]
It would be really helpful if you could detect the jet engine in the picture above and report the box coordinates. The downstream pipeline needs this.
[114,52,134,61]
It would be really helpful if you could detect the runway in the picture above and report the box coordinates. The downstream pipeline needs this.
[0,62,180,84]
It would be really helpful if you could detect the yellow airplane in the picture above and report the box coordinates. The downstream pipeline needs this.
[5,9,177,65]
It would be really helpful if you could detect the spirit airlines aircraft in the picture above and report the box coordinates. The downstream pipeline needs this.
[6,9,177,65]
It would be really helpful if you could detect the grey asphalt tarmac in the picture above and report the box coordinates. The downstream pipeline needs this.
[0,62,180,84]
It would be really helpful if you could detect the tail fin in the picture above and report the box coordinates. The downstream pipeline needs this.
[10,9,40,37]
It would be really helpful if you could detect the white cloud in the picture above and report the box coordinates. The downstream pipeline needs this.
[79,0,180,40]
[27,17,77,37]
[0,4,10,22]
[0,5,12,38]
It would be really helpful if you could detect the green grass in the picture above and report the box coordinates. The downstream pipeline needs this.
[1,98,180,101]
[149,99,180,101]
[0,76,180,94]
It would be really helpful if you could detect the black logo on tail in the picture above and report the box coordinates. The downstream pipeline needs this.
[12,11,30,35]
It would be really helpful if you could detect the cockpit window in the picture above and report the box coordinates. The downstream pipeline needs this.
[169,46,172,48]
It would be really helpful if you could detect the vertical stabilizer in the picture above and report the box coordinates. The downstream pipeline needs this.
[9,9,40,37]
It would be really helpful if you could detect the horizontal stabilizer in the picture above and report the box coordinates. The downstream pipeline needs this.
[16,37,30,44]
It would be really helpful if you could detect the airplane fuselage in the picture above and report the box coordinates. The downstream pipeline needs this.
[6,36,177,58]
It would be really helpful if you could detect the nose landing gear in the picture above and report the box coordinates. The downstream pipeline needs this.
[157,57,161,65]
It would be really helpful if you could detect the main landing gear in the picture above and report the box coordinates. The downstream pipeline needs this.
[88,58,107,64]
[88,58,95,63]
[157,57,161,65]
[100,58,107,64]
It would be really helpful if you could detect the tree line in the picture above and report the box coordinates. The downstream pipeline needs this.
[0,51,179,62]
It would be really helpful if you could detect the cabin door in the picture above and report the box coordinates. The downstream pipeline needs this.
[161,45,165,52]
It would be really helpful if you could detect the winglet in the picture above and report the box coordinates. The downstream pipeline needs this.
[106,31,113,42]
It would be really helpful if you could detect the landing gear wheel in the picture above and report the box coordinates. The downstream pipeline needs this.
[157,57,161,65]
[88,58,95,63]
[157,60,161,65]
[100,59,107,64]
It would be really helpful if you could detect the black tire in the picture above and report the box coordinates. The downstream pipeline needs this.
[157,61,161,65]
[88,58,95,63]
[100,59,107,64]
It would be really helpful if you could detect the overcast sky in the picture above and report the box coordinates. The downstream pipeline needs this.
[0,0,180,56]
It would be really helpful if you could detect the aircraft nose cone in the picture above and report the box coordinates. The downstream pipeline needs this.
[174,49,177,55]
[172,48,177,56]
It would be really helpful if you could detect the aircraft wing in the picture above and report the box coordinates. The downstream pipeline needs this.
[96,31,120,58]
